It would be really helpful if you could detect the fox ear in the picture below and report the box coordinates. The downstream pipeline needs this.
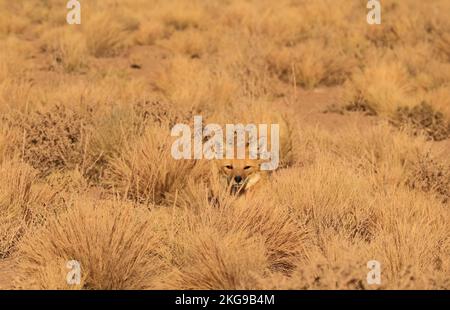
[255,158,265,166]
[256,157,270,165]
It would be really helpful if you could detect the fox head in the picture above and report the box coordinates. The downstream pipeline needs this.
[218,157,263,195]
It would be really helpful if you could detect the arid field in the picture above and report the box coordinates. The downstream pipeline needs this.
[0,0,449,289]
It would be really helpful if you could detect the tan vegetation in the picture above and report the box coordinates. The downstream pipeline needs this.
[0,0,449,290]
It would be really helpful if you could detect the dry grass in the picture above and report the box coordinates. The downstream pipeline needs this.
[40,27,88,73]
[0,160,59,259]
[4,105,95,177]
[13,198,166,289]
[83,11,139,58]
[0,160,38,259]
[0,0,449,290]
[103,122,202,205]
[268,39,355,89]
[163,227,268,290]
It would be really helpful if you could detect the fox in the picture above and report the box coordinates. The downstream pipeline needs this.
[217,157,268,195]
[215,115,293,196]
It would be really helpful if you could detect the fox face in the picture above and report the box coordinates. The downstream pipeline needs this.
[218,158,263,195]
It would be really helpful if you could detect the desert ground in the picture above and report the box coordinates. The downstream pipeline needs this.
[0,0,449,289]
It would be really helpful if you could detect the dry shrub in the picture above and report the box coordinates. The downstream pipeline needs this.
[277,123,448,237]
[406,153,450,204]
[258,238,373,290]
[40,27,88,73]
[90,98,193,182]
[435,32,450,62]
[391,43,450,91]
[0,124,21,163]
[224,197,308,273]
[215,32,275,98]
[0,37,33,83]
[270,163,379,243]
[363,1,438,48]
[221,3,305,46]
[0,0,68,36]
[262,239,449,289]
[7,105,95,177]
[132,99,194,130]
[365,23,399,49]
[154,55,237,114]
[424,85,450,121]
[393,102,450,141]
[258,188,450,290]
[88,104,140,170]
[103,122,203,205]
[161,196,306,289]
[344,59,416,116]
[164,227,267,290]
[0,160,59,258]
[159,29,214,59]
[343,40,450,128]
[268,40,354,89]
[370,190,449,289]
[172,189,308,275]
[0,79,40,115]
[0,160,37,258]
[134,20,169,45]
[44,169,89,196]
[91,98,186,154]
[51,76,151,111]
[161,0,207,32]
[13,198,166,289]
[84,11,139,57]
[0,3,28,37]
[296,123,433,191]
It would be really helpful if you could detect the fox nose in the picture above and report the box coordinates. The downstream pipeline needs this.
[234,175,242,183]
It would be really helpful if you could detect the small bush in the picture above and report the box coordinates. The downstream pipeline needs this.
[8,105,94,177]
[268,40,354,89]
[103,122,200,205]
[406,154,450,204]
[0,160,58,258]
[13,199,166,289]
[393,102,450,141]
[40,28,88,73]
[164,227,267,290]
[84,12,139,57]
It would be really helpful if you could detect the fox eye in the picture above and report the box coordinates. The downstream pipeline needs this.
[244,166,252,170]
[225,165,233,169]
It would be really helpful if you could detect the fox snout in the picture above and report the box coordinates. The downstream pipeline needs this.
[230,176,245,195]
[231,175,245,194]
[228,175,246,193]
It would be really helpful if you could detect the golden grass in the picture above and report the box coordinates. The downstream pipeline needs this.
[0,160,60,259]
[163,227,268,290]
[268,40,355,89]
[0,0,449,290]
[40,27,88,73]
[83,11,139,58]
[154,55,238,114]
[103,122,202,205]
[13,198,166,289]
[0,161,37,258]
